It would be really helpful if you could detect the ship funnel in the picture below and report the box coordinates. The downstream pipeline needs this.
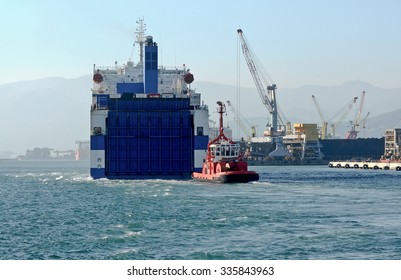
[143,35,158,93]
[145,36,154,46]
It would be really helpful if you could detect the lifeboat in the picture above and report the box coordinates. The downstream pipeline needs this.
[192,101,259,183]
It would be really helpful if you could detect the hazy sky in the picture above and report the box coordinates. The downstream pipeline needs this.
[1,0,401,88]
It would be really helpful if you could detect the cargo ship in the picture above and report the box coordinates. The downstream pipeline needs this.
[192,101,259,183]
[90,19,209,179]
[328,128,401,171]
[245,124,384,165]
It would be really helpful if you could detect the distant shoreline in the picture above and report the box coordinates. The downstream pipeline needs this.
[0,158,89,162]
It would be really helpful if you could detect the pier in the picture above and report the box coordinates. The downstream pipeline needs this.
[328,160,401,171]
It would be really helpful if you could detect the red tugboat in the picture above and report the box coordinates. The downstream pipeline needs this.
[192,101,259,183]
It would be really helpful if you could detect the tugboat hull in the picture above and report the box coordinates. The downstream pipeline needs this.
[192,171,259,183]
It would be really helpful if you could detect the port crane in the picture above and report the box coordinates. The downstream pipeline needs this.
[331,96,358,138]
[237,28,289,157]
[311,95,329,139]
[361,111,370,129]
[311,95,358,138]
[226,100,253,140]
[359,111,371,137]
[346,91,367,139]
[237,29,281,137]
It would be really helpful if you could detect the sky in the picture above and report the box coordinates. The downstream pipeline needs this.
[1,0,401,88]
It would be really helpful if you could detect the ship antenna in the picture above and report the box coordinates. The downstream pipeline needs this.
[135,17,146,63]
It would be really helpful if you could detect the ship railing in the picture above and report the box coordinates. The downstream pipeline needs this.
[347,157,374,162]
[93,66,121,74]
[158,66,186,72]
[91,104,108,110]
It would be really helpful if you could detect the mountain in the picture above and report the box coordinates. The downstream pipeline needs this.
[197,80,401,139]
[0,77,400,157]
[0,76,92,156]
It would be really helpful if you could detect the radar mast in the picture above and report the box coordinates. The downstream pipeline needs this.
[135,17,147,63]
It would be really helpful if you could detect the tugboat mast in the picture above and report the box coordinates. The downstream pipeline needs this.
[217,101,226,139]
[210,101,232,146]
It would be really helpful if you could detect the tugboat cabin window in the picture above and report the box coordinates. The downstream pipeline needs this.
[210,146,215,157]
[225,146,230,156]
[215,147,220,157]
[211,144,240,158]
[230,146,236,156]
[197,127,203,136]
[213,144,239,157]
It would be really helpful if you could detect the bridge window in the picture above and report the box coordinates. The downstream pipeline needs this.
[215,147,220,157]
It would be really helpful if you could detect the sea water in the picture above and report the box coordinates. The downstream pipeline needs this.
[1,160,401,260]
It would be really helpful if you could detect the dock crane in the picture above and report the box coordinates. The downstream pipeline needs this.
[359,111,371,137]
[237,28,289,157]
[237,29,280,137]
[226,100,253,140]
[311,94,358,138]
[311,95,329,139]
[331,96,358,138]
[361,111,370,129]
[346,91,366,139]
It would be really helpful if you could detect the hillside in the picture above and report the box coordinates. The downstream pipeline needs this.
[0,77,400,157]
[0,76,92,156]
[197,80,401,139]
